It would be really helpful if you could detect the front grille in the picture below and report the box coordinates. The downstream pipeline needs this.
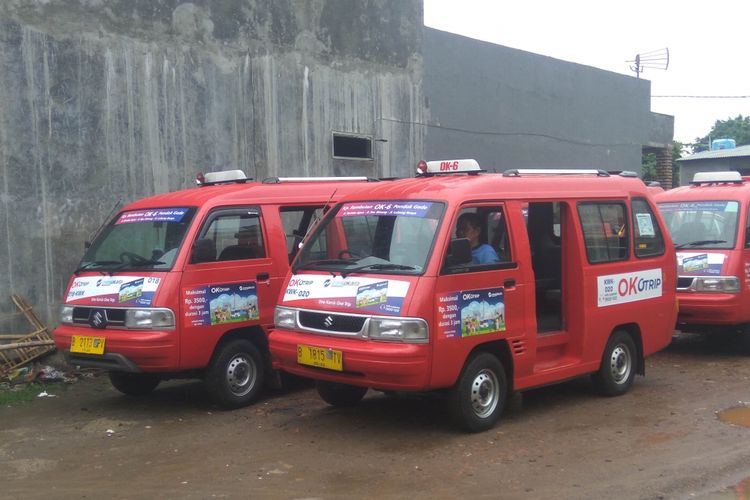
[677,277,695,290]
[72,307,126,327]
[298,310,366,333]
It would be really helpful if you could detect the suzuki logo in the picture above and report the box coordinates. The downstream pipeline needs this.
[89,309,108,329]
[323,315,334,328]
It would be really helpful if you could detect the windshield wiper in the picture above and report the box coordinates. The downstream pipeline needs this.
[128,259,165,267]
[340,263,417,278]
[674,239,727,249]
[292,258,355,274]
[73,261,121,275]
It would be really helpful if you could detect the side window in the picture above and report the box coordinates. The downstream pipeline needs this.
[577,202,629,263]
[198,210,265,263]
[444,206,512,273]
[631,198,665,257]
[745,206,750,248]
[280,206,324,262]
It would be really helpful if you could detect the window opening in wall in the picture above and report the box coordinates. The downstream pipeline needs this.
[333,133,373,160]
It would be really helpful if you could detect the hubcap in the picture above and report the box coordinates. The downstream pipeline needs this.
[226,354,256,396]
[470,369,499,418]
[609,344,632,384]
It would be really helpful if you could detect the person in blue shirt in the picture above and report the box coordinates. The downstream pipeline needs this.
[456,212,500,264]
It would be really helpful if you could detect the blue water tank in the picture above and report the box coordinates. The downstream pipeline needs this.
[712,138,736,150]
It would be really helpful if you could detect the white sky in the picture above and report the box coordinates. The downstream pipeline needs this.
[423,0,750,145]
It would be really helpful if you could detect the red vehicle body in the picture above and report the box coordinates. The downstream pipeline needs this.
[53,171,378,408]
[270,162,678,431]
[655,171,750,339]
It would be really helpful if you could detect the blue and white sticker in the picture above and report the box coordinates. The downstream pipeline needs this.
[283,274,410,315]
[677,252,725,276]
[597,269,663,307]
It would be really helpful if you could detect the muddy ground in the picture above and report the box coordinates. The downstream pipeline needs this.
[2,332,750,500]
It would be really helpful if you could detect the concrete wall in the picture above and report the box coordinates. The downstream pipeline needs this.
[423,28,659,172]
[0,0,424,327]
[678,159,750,186]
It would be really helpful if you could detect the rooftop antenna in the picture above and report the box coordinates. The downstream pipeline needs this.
[627,47,669,78]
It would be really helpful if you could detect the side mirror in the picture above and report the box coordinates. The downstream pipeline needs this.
[447,238,473,266]
[191,238,216,264]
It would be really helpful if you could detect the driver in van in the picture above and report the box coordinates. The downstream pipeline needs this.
[456,212,500,264]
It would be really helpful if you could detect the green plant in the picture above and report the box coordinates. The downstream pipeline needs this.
[0,382,49,405]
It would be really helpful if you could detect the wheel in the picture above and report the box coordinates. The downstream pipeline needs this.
[448,352,507,433]
[733,324,750,355]
[108,372,160,396]
[205,339,265,409]
[593,331,637,396]
[316,380,368,407]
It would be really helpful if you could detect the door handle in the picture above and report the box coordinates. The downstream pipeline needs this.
[256,272,270,281]
[503,279,516,288]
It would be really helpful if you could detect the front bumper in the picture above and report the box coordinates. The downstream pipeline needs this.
[269,328,431,391]
[53,325,178,372]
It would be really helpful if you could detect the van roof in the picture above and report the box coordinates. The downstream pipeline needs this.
[332,171,652,205]
[122,178,381,211]
[655,176,750,203]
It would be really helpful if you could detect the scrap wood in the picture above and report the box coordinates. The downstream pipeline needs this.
[0,295,56,378]
[0,340,56,350]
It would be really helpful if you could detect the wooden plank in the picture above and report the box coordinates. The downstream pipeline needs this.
[0,340,56,350]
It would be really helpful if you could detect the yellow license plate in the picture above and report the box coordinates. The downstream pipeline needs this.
[70,335,106,355]
[297,344,343,371]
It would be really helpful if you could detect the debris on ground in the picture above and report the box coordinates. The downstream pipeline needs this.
[2,361,100,384]
[0,294,56,380]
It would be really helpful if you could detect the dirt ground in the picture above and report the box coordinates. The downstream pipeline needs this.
[2,331,750,500]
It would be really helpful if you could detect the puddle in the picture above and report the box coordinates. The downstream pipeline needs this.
[718,406,750,427]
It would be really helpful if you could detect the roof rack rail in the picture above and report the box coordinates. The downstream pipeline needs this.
[502,168,610,177]
[261,176,378,184]
[691,171,743,185]
[197,169,252,186]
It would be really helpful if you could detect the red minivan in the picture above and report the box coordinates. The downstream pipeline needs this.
[270,160,678,432]
[656,171,750,349]
[54,170,378,408]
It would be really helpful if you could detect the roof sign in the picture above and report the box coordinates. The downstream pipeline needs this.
[197,169,249,186]
[417,159,481,176]
[691,171,742,184]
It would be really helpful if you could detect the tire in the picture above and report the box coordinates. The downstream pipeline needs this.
[593,331,637,396]
[205,339,265,409]
[316,380,368,407]
[448,352,507,433]
[108,371,160,396]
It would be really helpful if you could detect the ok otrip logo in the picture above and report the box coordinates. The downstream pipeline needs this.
[598,269,663,307]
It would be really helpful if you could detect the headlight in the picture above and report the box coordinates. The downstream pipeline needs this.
[60,305,74,324]
[274,307,297,329]
[367,317,428,343]
[125,308,175,329]
[692,276,740,293]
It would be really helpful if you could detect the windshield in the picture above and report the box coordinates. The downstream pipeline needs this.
[78,207,196,272]
[294,200,444,275]
[657,200,738,249]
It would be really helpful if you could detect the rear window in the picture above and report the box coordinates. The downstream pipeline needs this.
[577,202,629,263]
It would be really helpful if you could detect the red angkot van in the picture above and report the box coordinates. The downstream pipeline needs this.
[54,170,378,408]
[270,160,678,432]
[655,171,750,348]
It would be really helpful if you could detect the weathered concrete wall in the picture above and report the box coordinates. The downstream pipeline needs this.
[0,0,424,327]
[423,28,660,172]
